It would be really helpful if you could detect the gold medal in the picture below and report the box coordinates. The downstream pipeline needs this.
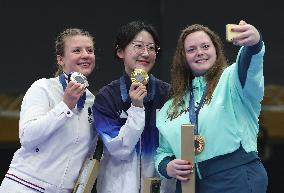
[194,135,205,154]
[130,68,149,85]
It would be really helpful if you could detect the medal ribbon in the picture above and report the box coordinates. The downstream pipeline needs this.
[189,85,207,135]
[59,73,86,109]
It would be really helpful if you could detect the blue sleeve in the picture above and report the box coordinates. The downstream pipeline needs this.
[158,155,175,179]
[92,87,145,160]
[238,35,263,88]
[92,91,121,138]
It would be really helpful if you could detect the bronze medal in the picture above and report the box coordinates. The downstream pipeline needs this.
[130,68,149,85]
[194,135,205,154]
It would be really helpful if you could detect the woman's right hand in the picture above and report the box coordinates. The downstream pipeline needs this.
[129,82,147,108]
[166,159,194,181]
[232,20,260,47]
[63,81,86,109]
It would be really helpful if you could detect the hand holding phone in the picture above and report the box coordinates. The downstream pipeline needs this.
[226,24,240,42]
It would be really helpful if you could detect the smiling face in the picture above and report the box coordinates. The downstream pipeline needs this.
[184,31,217,76]
[117,30,157,76]
[57,35,95,77]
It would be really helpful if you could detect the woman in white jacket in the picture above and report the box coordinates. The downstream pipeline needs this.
[0,28,97,193]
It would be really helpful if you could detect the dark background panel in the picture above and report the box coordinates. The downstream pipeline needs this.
[0,0,282,94]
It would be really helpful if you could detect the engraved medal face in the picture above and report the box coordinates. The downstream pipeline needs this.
[73,75,85,84]
[194,135,205,154]
[130,68,149,85]
[69,72,89,87]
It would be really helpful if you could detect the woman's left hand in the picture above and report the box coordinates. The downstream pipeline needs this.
[231,20,260,46]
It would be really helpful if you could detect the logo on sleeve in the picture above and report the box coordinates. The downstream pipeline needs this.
[119,110,128,119]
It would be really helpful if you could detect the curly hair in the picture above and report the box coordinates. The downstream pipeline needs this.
[167,24,228,120]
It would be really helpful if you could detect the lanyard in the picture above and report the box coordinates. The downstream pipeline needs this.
[188,86,207,135]
[59,73,86,109]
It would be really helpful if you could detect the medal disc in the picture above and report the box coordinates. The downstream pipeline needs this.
[194,135,205,154]
[130,68,149,85]
[69,72,89,87]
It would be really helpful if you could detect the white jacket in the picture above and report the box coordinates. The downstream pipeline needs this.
[8,77,97,191]
[93,75,176,193]
[96,106,176,193]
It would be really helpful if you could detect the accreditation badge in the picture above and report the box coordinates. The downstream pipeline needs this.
[194,135,205,154]
[130,68,149,85]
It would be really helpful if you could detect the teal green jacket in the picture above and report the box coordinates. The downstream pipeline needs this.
[155,42,265,179]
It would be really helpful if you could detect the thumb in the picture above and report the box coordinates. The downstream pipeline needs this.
[239,20,247,25]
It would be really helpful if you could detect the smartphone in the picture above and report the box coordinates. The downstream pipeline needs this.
[226,24,239,42]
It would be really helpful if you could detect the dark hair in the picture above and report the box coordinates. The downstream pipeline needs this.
[114,20,160,59]
[54,28,95,76]
[167,24,228,120]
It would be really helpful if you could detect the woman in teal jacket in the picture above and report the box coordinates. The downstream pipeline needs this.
[155,20,268,193]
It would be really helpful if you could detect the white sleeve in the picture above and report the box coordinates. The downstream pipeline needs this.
[19,80,73,149]
[102,104,145,160]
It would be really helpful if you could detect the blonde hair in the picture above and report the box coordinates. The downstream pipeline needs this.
[54,28,95,76]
